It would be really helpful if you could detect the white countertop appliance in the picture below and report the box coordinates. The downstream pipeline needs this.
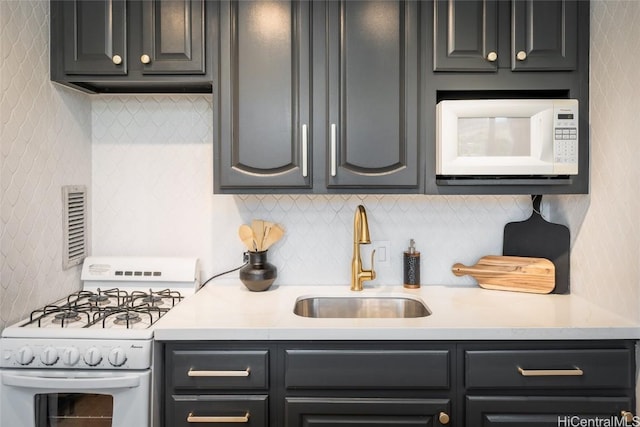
[0,256,200,427]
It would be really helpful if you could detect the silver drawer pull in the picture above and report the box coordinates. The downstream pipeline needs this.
[187,412,250,423]
[187,368,250,377]
[518,366,584,377]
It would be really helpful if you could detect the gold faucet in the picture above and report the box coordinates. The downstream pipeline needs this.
[351,205,376,291]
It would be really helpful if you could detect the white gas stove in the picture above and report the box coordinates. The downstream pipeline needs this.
[0,256,200,427]
[0,256,200,369]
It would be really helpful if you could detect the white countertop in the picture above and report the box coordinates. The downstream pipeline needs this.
[153,281,640,341]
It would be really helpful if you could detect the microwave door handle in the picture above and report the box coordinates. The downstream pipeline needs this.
[1,372,141,390]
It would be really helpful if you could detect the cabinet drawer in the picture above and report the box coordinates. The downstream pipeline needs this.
[285,349,450,389]
[168,395,268,427]
[286,397,451,427]
[466,395,633,426]
[465,349,632,389]
[169,350,269,390]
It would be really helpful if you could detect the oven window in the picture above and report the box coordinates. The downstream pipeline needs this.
[35,393,113,427]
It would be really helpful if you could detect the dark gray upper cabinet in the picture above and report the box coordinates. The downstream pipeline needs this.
[60,0,128,76]
[434,0,577,72]
[325,1,420,190]
[50,0,212,93]
[215,0,421,193]
[433,0,499,72]
[215,0,312,190]
[140,0,206,75]
[511,0,577,71]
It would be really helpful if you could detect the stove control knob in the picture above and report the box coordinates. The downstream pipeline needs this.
[16,346,35,365]
[61,347,81,366]
[41,346,59,366]
[108,348,127,367]
[84,347,103,366]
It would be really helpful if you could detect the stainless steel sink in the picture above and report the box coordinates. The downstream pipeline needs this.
[293,295,431,319]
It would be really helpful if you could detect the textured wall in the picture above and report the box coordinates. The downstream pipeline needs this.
[551,1,640,321]
[0,0,92,329]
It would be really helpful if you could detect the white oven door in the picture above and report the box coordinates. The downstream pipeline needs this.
[0,369,150,427]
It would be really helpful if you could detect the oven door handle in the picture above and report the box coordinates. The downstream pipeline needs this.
[1,372,141,390]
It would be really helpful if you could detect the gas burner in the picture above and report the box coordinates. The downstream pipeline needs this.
[140,295,163,306]
[52,310,80,324]
[88,294,110,305]
[114,312,142,326]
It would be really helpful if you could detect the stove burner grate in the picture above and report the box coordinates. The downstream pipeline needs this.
[24,287,184,329]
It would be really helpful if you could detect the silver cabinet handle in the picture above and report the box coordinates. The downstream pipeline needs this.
[330,123,337,177]
[486,51,498,62]
[140,54,151,64]
[112,55,122,65]
[187,412,249,423]
[516,50,527,61]
[518,366,584,377]
[187,369,250,377]
[302,124,308,178]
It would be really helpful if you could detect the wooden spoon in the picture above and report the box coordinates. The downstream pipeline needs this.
[238,224,256,251]
[251,219,265,251]
[261,221,274,249]
[262,224,284,250]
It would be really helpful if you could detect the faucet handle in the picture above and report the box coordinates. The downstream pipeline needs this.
[369,249,377,281]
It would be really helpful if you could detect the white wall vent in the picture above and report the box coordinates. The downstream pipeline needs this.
[62,185,88,269]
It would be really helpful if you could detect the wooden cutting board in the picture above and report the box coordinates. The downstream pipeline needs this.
[452,255,555,294]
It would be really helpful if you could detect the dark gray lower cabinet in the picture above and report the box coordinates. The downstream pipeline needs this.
[161,341,636,427]
[168,395,268,427]
[462,344,636,427]
[285,397,450,426]
[466,396,633,427]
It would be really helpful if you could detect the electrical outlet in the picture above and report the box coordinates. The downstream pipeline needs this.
[372,240,391,266]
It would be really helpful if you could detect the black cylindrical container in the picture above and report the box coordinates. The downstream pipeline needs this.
[403,239,420,288]
[239,251,277,292]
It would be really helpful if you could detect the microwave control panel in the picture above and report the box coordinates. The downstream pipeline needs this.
[553,101,579,174]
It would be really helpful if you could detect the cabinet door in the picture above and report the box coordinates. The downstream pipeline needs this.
[466,395,633,426]
[286,397,451,427]
[60,0,127,75]
[141,0,206,74]
[326,1,420,189]
[216,0,312,190]
[433,0,498,71]
[511,0,577,71]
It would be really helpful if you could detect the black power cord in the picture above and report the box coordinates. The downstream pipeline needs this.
[198,252,249,289]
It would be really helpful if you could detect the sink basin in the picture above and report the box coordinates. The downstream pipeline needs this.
[293,295,431,319]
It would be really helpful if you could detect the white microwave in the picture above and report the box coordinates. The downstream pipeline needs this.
[436,99,578,178]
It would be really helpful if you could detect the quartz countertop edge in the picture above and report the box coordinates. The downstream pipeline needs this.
[153,282,640,341]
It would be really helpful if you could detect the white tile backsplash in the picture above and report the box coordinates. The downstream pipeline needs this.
[91,94,537,287]
[0,0,92,329]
